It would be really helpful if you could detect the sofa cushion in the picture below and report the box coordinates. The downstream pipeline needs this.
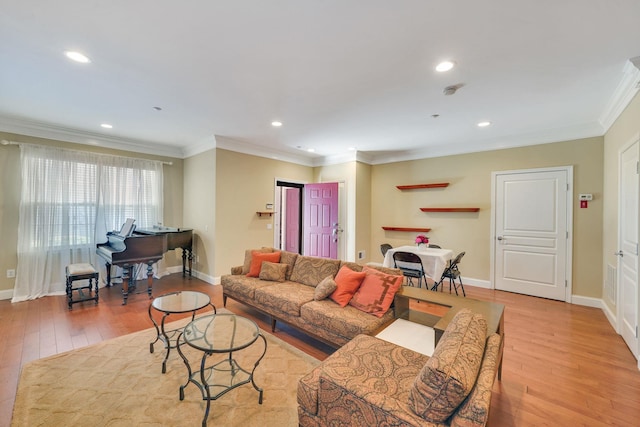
[247,251,281,277]
[300,300,394,341]
[307,335,431,426]
[254,282,315,317]
[314,276,337,301]
[280,250,299,280]
[289,256,341,287]
[408,309,487,422]
[349,266,404,317]
[258,261,288,282]
[329,266,366,307]
[241,247,276,275]
[221,275,278,301]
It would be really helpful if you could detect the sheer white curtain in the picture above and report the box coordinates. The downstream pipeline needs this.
[12,144,163,302]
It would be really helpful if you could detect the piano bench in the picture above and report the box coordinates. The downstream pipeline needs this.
[65,263,99,310]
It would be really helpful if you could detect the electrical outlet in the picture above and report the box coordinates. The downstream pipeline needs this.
[358,251,365,260]
[7,269,16,278]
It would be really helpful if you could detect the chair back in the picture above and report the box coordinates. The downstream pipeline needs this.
[392,251,422,265]
[450,251,465,268]
[428,244,441,249]
[380,243,393,256]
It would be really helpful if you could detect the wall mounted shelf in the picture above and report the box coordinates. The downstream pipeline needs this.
[419,208,480,212]
[382,227,432,232]
[396,183,449,190]
[256,211,274,217]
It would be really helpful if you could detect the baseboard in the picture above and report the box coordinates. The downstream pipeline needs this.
[570,294,603,308]
[601,299,618,333]
[461,277,491,289]
[0,288,13,301]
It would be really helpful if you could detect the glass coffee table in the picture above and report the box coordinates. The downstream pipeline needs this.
[177,313,267,427]
[148,291,216,373]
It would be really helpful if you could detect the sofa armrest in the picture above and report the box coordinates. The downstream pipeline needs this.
[450,333,502,427]
[230,265,243,275]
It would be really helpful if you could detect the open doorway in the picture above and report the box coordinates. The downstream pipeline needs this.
[274,181,303,254]
[274,180,344,259]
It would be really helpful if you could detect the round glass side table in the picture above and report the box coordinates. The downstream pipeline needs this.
[148,290,216,373]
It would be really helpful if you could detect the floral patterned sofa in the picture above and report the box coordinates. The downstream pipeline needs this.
[221,248,403,347]
[297,308,502,427]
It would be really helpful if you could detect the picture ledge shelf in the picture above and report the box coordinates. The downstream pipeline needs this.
[419,208,480,212]
[256,211,274,217]
[382,227,432,232]
[396,183,449,190]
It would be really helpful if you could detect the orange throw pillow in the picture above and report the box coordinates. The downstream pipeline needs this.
[349,266,404,317]
[329,266,367,307]
[246,251,281,277]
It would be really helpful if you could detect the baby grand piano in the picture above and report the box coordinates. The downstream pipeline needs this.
[96,221,193,305]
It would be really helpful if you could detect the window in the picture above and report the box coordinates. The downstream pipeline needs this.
[13,144,164,302]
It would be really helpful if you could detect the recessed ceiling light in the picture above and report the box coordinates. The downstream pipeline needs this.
[307,148,315,153]
[435,61,455,72]
[477,121,491,127]
[100,123,113,129]
[153,106,163,111]
[348,147,356,151]
[271,121,282,127]
[64,51,91,63]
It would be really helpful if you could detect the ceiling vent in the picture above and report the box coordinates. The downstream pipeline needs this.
[443,83,465,96]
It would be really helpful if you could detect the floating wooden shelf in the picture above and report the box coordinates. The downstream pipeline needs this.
[256,211,274,217]
[382,227,432,232]
[420,208,480,212]
[396,183,450,190]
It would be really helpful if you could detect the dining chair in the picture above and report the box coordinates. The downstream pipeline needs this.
[380,243,393,256]
[433,251,466,296]
[392,251,426,288]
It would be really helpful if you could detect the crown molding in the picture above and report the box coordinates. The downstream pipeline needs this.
[182,135,217,158]
[599,57,640,131]
[367,121,604,165]
[215,135,316,166]
[0,115,185,158]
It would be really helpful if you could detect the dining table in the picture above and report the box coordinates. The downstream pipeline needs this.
[383,245,455,282]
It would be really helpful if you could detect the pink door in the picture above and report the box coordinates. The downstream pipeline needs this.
[303,182,339,259]
[285,188,300,253]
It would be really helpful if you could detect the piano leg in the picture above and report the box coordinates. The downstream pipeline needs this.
[105,262,112,287]
[146,262,154,299]
[121,265,131,305]
[182,248,193,278]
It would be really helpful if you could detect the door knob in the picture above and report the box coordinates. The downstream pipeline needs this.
[615,251,624,257]
[497,236,504,241]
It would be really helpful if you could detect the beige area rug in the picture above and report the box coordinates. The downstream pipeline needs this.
[12,311,320,427]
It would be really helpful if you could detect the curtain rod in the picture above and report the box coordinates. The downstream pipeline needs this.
[1,139,173,165]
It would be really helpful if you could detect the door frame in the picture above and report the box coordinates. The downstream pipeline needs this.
[273,178,347,260]
[489,166,574,302]
[616,136,639,361]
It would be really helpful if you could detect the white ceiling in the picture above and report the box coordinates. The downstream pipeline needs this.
[1,1,640,166]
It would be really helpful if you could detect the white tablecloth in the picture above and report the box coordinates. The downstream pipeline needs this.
[383,245,455,280]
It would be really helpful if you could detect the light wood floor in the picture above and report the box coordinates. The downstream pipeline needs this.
[1,274,639,426]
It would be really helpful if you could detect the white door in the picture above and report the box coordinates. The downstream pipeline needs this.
[493,168,571,301]
[618,140,639,358]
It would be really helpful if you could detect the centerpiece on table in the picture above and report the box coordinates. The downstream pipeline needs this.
[415,234,429,248]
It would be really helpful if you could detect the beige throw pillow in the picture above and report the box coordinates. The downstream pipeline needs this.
[314,276,338,300]
[258,261,288,282]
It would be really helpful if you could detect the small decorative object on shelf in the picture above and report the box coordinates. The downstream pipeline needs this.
[415,234,429,247]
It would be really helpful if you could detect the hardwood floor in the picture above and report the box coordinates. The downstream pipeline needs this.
[1,274,639,426]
